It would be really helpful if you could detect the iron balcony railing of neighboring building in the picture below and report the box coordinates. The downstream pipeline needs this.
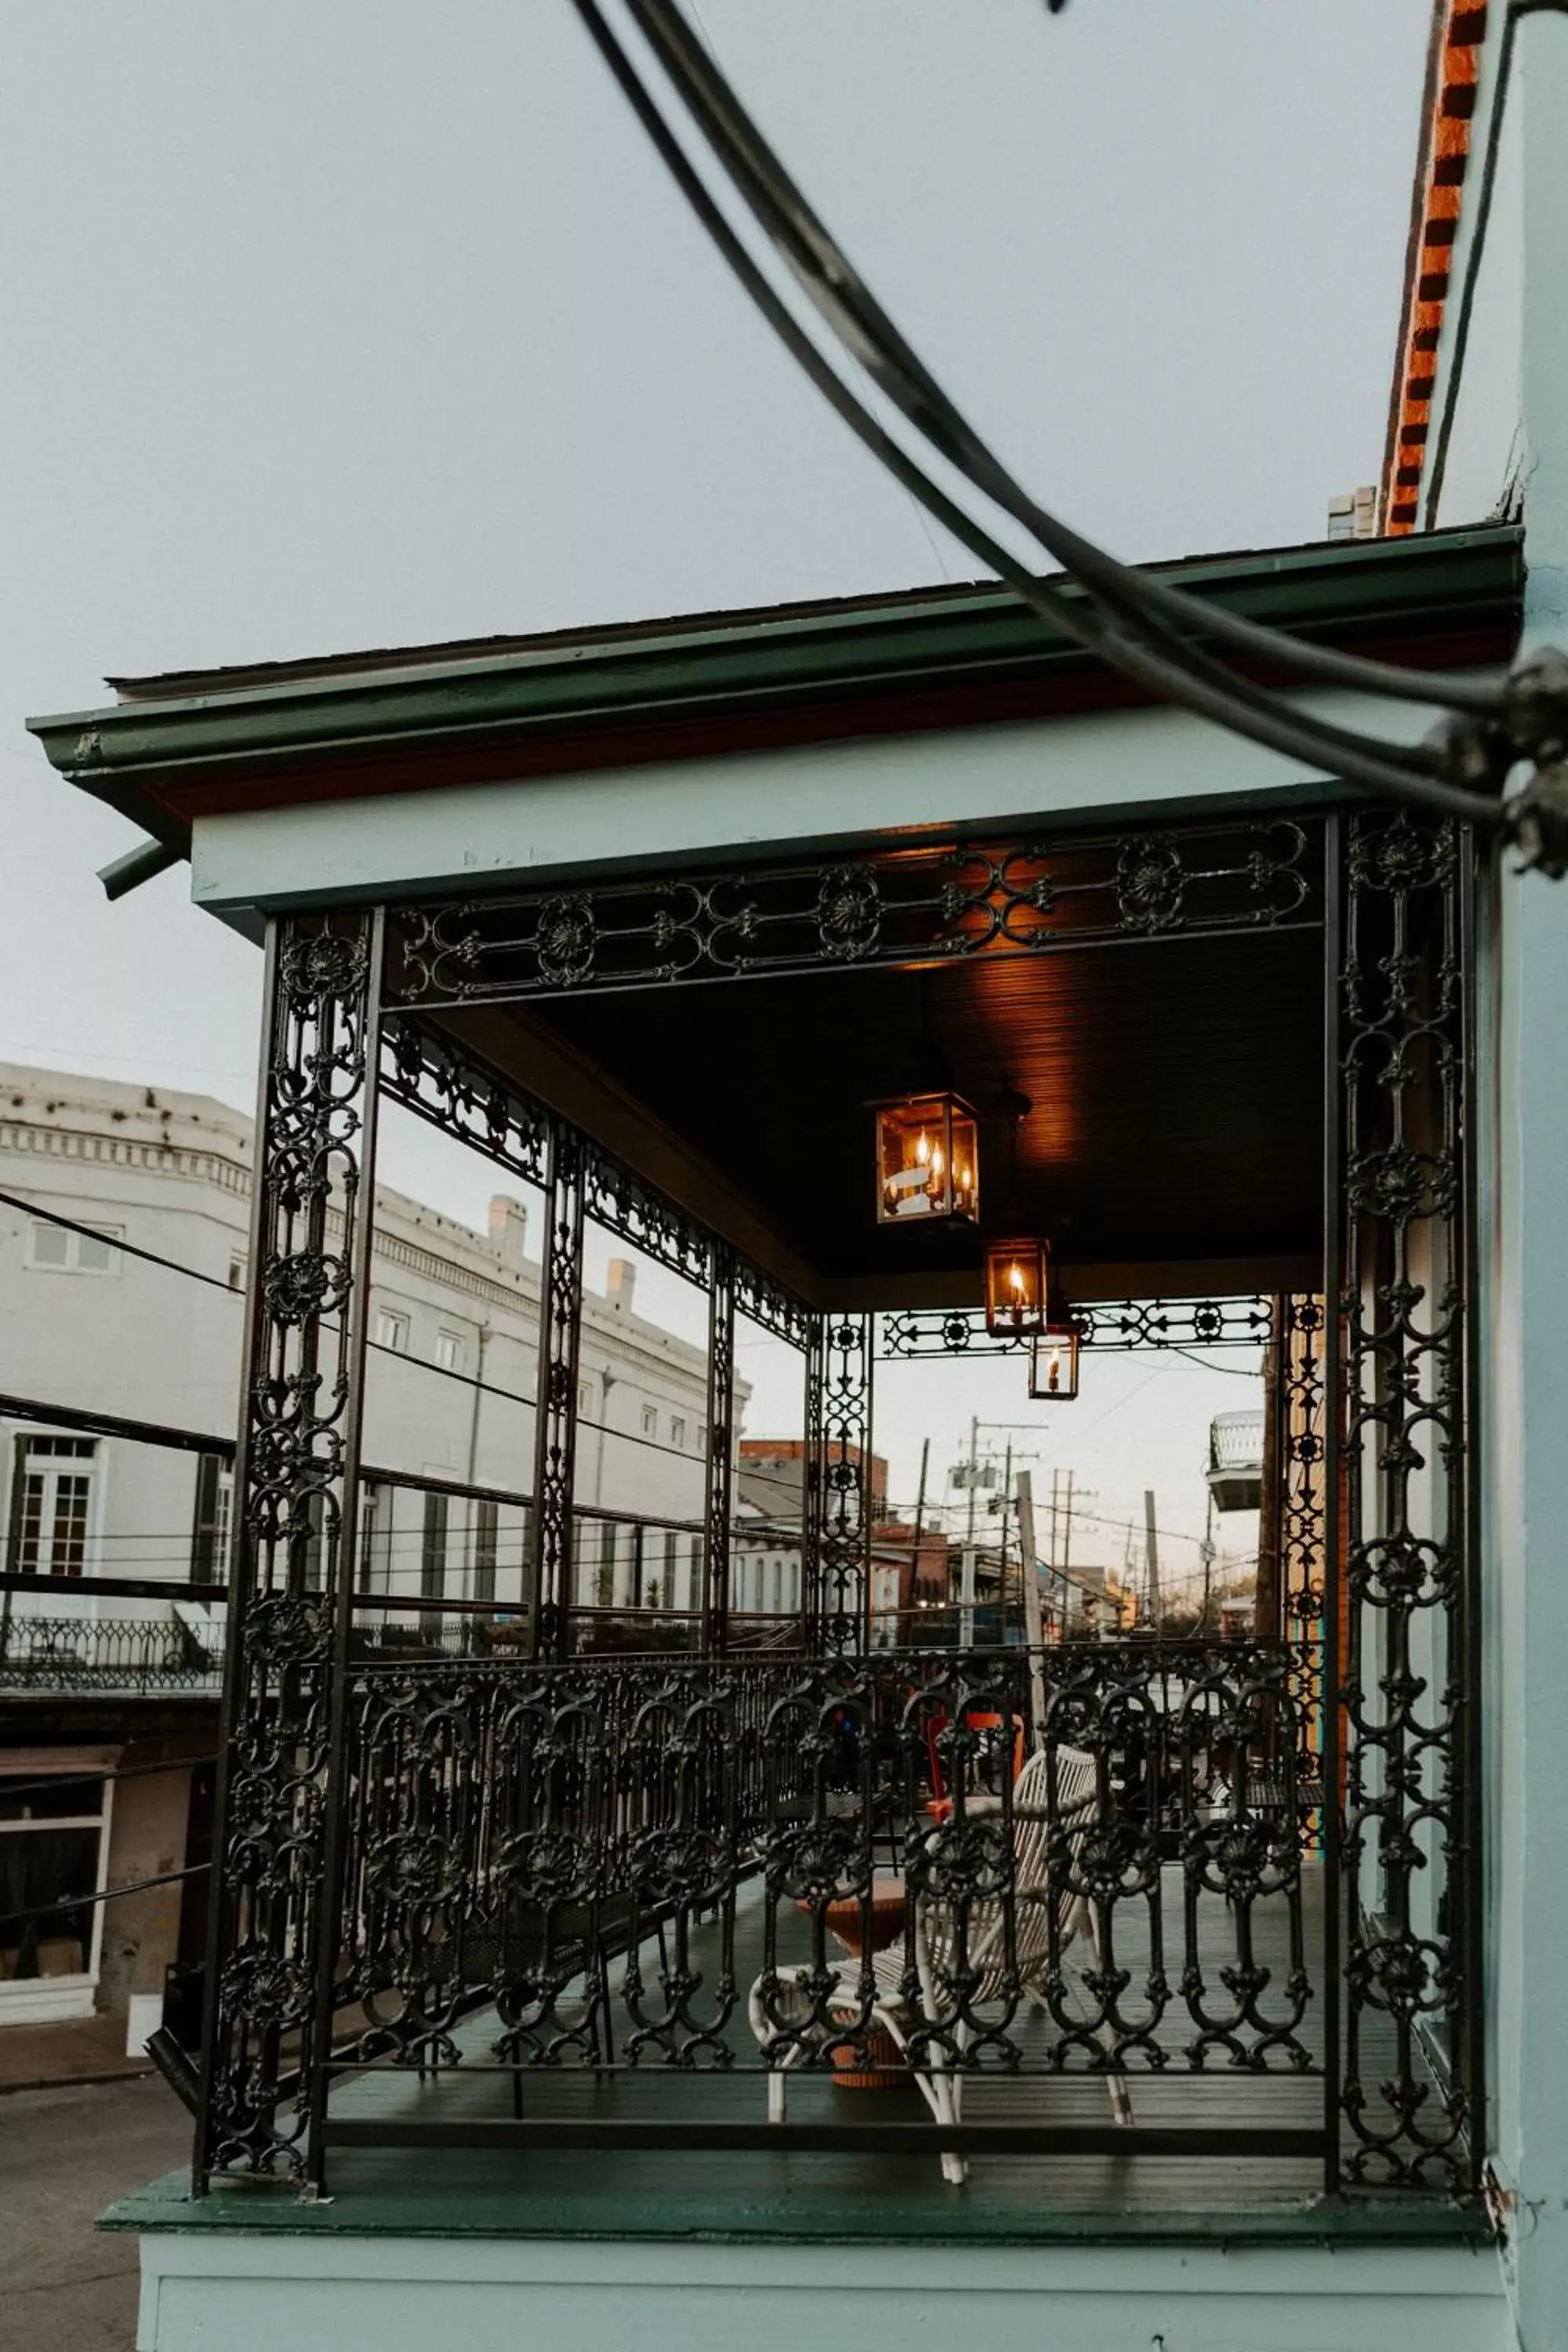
[0,1612,225,1695]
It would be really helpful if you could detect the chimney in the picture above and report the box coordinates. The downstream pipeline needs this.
[488,1196,528,1270]
[1327,485,1378,542]
[605,1258,636,1312]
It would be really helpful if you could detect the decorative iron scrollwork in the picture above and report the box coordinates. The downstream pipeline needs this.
[324,1642,1315,2124]
[386,821,1317,1008]
[1338,810,1477,2189]
[806,1316,873,1656]
[877,1296,1275,1359]
[201,911,378,2183]
[381,1020,548,1185]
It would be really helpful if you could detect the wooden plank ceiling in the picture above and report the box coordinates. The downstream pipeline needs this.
[526,924,1323,1290]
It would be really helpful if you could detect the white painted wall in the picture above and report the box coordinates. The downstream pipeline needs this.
[1461,20,1568,2352]
[187,682,1465,916]
[132,2230,1510,2352]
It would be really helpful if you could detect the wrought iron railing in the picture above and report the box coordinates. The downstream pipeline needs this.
[226,1639,1344,2187]
[0,1611,224,1693]
[1209,1410,1265,1473]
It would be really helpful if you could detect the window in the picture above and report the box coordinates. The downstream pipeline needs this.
[191,1454,234,1581]
[641,1404,657,1437]
[578,1379,593,1416]
[697,1425,707,1454]
[0,1773,108,1991]
[26,1218,120,1276]
[434,1329,464,1374]
[9,1436,96,1577]
[359,1482,390,1594]
[473,1498,498,1604]
[227,1255,246,1292]
[373,1308,409,1353]
[421,1490,449,1599]
[671,1417,687,1450]
[302,1490,328,1592]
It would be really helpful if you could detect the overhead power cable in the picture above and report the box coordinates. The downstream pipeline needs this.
[0,1861,209,1938]
[0,1190,711,1471]
[0,1753,222,1808]
[570,0,1568,870]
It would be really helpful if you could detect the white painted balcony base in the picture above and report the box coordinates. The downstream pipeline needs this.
[133,2231,1511,2352]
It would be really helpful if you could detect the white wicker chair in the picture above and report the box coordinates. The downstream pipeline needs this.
[750,1742,1134,2184]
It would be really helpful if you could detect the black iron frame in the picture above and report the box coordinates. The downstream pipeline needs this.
[195,803,1485,2207]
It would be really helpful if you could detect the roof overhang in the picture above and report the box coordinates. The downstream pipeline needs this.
[27,527,1524,868]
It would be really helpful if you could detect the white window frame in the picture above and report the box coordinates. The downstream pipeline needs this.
[670,1415,687,1450]
[373,1307,410,1353]
[24,1217,122,1276]
[0,1753,114,2024]
[8,1431,102,1582]
[434,1328,464,1374]
[641,1403,657,1437]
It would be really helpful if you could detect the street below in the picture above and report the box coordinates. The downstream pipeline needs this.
[0,2076,190,2352]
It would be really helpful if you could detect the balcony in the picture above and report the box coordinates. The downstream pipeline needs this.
[174,1629,1472,2228]
[0,1611,223,1697]
[1207,1409,1265,1514]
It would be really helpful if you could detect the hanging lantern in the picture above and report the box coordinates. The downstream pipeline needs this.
[874,1094,979,1225]
[1029,1312,1081,1401]
[984,1235,1048,1334]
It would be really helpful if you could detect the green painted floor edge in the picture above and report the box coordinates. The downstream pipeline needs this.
[101,2165,1494,2250]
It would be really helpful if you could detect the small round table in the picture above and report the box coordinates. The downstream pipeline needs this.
[797,1881,908,2089]
[815,1878,906,1958]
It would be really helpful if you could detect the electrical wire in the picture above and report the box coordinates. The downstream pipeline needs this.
[622,0,1508,724]
[0,1753,221,1807]
[572,0,1522,835]
[619,0,1516,773]
[0,1191,713,1472]
[0,1861,209,1937]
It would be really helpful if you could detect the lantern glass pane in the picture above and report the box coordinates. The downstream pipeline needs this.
[1029,1323,1080,1401]
[984,1236,1048,1334]
[875,1095,978,1225]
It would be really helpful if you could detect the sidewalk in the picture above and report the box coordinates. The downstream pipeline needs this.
[0,2010,154,2096]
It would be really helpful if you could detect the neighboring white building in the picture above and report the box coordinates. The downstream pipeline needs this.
[0,1058,732,2025]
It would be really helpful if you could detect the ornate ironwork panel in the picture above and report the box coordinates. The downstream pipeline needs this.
[704,1247,737,1653]
[530,1123,586,1661]
[735,1256,812,1351]
[386,820,1318,1008]
[806,1315,874,1656]
[321,1642,1318,2156]
[582,1148,713,1290]
[1337,811,1477,2189]
[877,1296,1274,1359]
[0,1614,224,1694]
[379,1018,547,1185]
[198,913,379,2184]
[1277,1296,1327,1798]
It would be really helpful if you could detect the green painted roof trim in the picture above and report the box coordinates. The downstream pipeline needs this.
[28,527,1523,798]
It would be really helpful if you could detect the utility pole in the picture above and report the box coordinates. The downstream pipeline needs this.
[910,1436,930,1623]
[960,1413,978,1648]
[1015,1470,1047,1743]
[1000,1437,1014,1619]
[1144,1487,1162,1632]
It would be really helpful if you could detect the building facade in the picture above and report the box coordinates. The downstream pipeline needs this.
[0,1061,724,2028]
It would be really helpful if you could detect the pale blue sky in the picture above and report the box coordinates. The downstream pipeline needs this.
[0,0,1434,1561]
